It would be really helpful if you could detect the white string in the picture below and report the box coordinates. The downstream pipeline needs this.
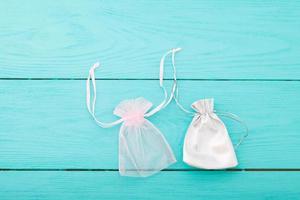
[86,62,124,128]
[215,111,249,149]
[144,48,182,117]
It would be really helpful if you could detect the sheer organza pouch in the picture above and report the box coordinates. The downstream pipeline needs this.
[114,97,176,177]
[86,48,181,177]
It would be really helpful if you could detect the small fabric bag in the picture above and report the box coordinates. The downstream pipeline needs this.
[114,97,176,177]
[161,48,248,169]
[183,98,238,169]
[86,49,181,177]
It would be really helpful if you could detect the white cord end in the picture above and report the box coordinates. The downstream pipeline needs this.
[93,62,100,68]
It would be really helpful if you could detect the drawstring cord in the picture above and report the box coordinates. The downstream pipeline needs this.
[214,111,249,149]
[86,62,124,128]
[144,48,182,117]
[87,48,182,127]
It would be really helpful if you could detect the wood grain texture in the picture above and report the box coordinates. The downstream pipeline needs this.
[0,80,299,169]
[0,171,299,199]
[0,0,300,79]
[1,0,300,198]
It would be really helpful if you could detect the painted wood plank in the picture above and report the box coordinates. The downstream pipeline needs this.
[0,171,299,199]
[0,80,299,169]
[1,0,300,79]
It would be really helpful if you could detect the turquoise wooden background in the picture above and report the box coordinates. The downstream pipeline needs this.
[1,0,300,199]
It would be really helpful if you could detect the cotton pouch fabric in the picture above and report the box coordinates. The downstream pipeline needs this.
[183,98,238,169]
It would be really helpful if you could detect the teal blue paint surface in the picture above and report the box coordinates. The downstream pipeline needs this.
[0,171,300,199]
[0,0,300,199]
[0,0,300,79]
[0,80,300,169]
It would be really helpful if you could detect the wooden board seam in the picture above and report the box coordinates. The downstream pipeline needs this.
[0,169,300,172]
[1,78,300,81]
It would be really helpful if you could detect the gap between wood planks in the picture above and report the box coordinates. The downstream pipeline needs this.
[0,169,300,172]
[1,78,300,81]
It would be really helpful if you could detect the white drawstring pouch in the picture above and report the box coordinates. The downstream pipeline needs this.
[162,48,248,169]
[183,98,238,169]
[153,47,248,170]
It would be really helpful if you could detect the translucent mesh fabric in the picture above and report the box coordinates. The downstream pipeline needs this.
[114,97,176,177]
